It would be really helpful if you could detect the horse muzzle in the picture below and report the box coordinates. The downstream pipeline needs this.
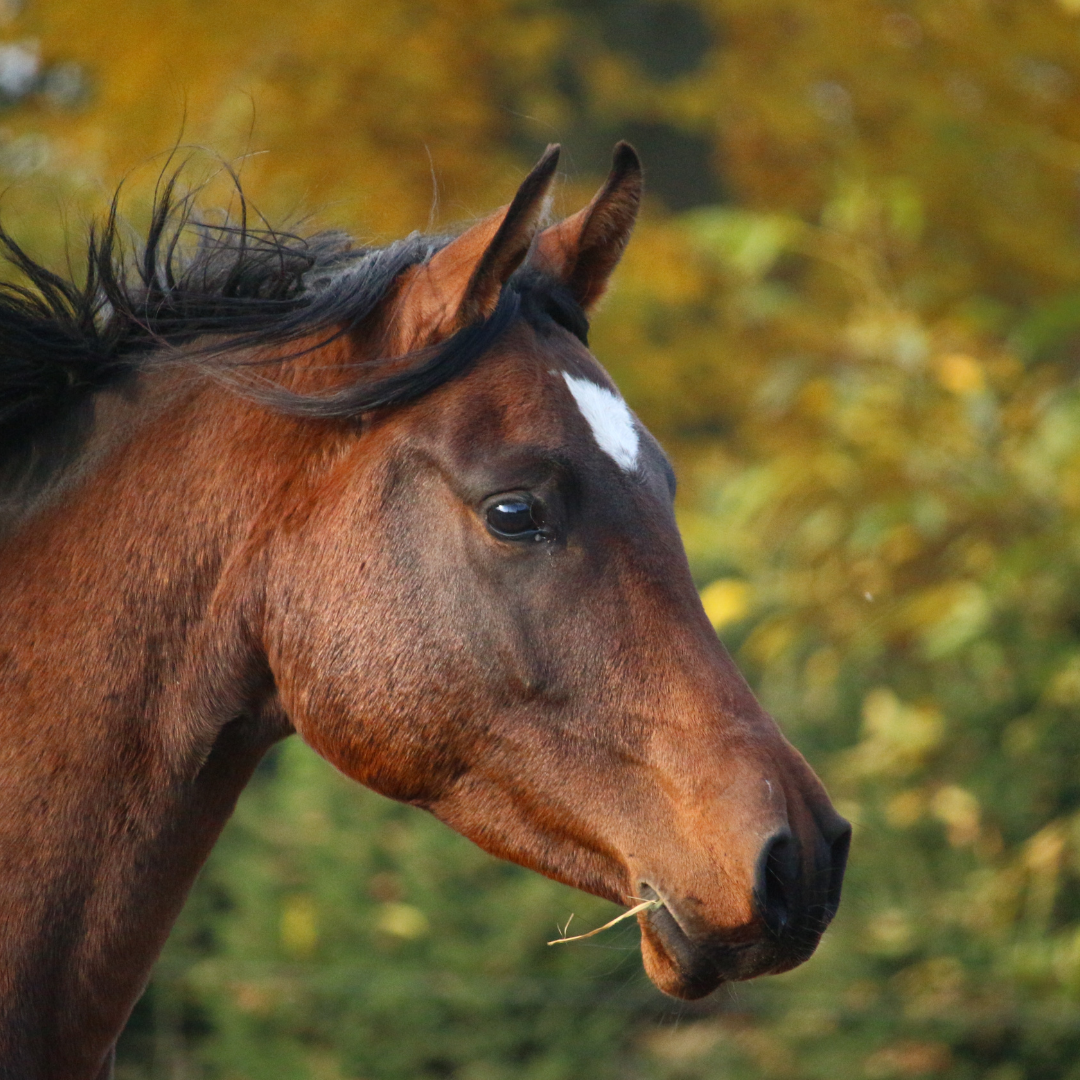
[635,815,852,999]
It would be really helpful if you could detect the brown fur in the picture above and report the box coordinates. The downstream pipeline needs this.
[0,145,848,1078]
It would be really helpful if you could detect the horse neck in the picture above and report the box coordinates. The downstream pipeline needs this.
[0,369,300,1077]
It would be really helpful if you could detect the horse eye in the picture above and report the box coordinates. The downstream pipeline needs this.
[485,496,545,541]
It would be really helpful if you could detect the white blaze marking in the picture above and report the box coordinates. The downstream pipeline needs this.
[561,372,640,472]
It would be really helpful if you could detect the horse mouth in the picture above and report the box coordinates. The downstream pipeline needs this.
[635,884,791,1000]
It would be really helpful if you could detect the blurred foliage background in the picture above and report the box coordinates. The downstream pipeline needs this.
[5,0,1080,1076]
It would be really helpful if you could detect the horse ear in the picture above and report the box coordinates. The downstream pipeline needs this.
[535,141,642,311]
[393,145,560,345]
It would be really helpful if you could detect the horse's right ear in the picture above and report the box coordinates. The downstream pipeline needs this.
[534,142,642,311]
[390,145,560,348]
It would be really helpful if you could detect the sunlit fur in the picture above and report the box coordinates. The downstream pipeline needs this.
[0,144,848,1079]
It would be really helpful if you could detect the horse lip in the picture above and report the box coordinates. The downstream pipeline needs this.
[637,883,685,935]
[636,881,759,997]
[636,882,721,983]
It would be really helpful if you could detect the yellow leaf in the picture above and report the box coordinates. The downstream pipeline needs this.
[280,895,318,958]
[700,578,752,630]
[376,902,429,940]
[936,353,985,394]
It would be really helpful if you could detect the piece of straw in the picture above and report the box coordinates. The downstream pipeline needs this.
[547,897,664,945]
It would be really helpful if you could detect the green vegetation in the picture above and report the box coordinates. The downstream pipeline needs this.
[6,0,1080,1075]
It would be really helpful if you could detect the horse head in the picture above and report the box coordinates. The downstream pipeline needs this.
[263,144,850,999]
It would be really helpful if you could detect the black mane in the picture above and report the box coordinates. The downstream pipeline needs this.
[0,169,589,498]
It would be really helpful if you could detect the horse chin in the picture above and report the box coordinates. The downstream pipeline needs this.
[637,890,795,1001]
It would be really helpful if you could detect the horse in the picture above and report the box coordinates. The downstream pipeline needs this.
[0,143,850,1079]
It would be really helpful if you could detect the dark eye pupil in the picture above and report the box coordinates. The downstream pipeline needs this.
[487,499,536,535]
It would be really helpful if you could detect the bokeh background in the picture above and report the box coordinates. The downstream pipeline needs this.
[6,0,1080,1077]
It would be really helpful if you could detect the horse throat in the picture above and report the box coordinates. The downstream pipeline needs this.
[0,380,290,1079]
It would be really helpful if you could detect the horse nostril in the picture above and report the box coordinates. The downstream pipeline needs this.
[823,821,852,919]
[755,831,799,938]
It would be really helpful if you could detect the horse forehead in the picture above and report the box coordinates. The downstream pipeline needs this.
[446,337,642,470]
[556,371,640,473]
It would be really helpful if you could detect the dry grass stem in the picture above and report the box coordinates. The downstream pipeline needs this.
[547,897,663,945]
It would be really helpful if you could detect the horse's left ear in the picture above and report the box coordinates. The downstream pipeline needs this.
[534,141,642,311]
[391,145,560,347]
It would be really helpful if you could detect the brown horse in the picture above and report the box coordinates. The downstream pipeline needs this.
[0,144,849,1079]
